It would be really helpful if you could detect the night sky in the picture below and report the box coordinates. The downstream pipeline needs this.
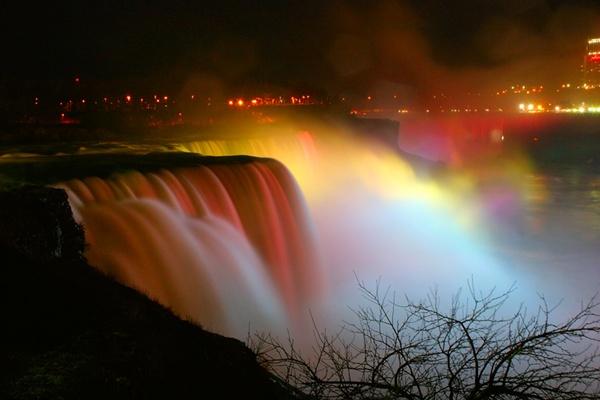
[2,0,600,96]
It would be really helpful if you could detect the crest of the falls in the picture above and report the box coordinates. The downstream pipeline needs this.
[56,158,321,337]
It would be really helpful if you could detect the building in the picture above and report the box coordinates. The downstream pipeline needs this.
[583,37,600,88]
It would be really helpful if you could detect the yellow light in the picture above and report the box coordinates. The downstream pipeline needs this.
[578,106,585,113]
[237,99,244,106]
[251,99,258,105]
[536,104,543,111]
[228,100,234,106]
[555,106,560,112]
[527,104,534,111]
[518,103,525,111]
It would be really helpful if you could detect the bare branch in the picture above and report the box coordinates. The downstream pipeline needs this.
[251,281,600,399]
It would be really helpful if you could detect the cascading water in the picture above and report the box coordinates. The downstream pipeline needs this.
[169,123,600,323]
[28,115,599,343]
[56,158,322,337]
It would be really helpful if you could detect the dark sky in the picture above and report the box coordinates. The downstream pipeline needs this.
[2,0,600,96]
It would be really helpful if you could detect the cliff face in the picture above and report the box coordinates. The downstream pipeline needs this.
[0,186,296,400]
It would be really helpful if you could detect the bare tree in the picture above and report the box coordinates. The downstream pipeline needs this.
[252,280,600,399]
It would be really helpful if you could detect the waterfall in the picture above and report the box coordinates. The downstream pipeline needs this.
[56,158,321,337]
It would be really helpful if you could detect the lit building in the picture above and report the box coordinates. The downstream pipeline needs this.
[583,37,600,88]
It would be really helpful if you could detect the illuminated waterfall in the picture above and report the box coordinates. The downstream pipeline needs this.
[171,128,524,314]
[51,121,570,340]
[56,158,321,337]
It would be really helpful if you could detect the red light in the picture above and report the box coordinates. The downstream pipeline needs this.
[125,95,132,102]
[588,55,600,62]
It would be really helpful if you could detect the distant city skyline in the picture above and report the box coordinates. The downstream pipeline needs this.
[1,0,599,99]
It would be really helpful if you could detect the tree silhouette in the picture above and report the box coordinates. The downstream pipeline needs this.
[253,280,600,399]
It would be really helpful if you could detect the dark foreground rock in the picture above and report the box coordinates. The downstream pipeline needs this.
[0,186,299,399]
[0,187,84,262]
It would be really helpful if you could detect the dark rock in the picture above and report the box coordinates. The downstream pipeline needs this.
[0,186,85,262]
[0,187,300,399]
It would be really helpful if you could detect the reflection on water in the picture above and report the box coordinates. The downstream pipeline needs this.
[489,170,600,304]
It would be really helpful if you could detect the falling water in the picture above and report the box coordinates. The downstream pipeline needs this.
[170,122,600,323]
[35,115,600,342]
[56,158,322,337]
